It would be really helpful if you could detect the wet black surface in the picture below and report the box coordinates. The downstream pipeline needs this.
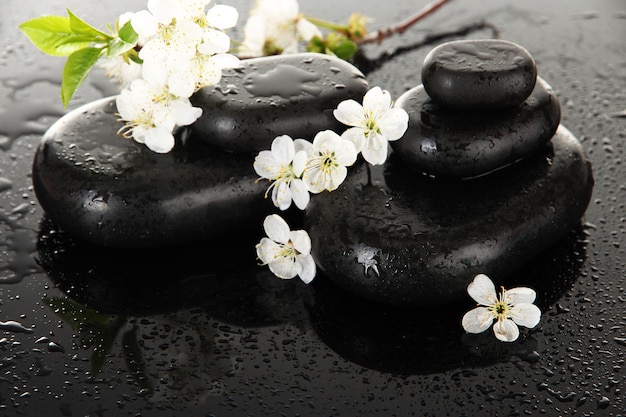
[1,0,625,416]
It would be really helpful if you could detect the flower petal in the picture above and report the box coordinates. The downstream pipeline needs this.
[378,108,409,141]
[327,165,347,191]
[148,0,181,24]
[311,129,337,150]
[169,100,202,126]
[334,138,358,166]
[296,18,322,41]
[363,86,391,115]
[168,71,197,99]
[272,180,292,211]
[293,139,313,156]
[303,166,325,194]
[289,230,311,256]
[206,4,239,29]
[254,151,281,179]
[461,307,494,334]
[211,53,240,70]
[505,287,537,305]
[271,135,295,165]
[493,318,520,342]
[510,303,541,329]
[268,256,298,279]
[263,214,290,244]
[290,179,310,210]
[341,127,366,154]
[143,126,175,153]
[333,99,365,128]
[256,237,282,264]
[297,253,316,284]
[361,132,388,165]
[292,151,308,177]
[199,29,231,55]
[467,274,498,306]
[131,10,158,39]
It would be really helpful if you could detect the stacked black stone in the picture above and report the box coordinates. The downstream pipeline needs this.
[393,39,560,178]
[32,53,369,247]
[305,40,594,305]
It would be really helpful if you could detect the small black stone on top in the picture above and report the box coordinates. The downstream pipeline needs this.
[421,39,537,110]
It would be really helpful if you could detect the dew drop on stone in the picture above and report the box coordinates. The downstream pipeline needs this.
[47,341,65,353]
[598,396,611,409]
[0,177,12,192]
[0,320,34,334]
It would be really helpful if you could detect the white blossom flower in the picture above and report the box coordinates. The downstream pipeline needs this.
[116,78,202,153]
[128,0,239,99]
[240,0,321,57]
[256,214,316,283]
[334,86,409,165]
[99,56,142,88]
[254,135,312,211]
[303,130,357,193]
[462,274,541,342]
[112,0,238,154]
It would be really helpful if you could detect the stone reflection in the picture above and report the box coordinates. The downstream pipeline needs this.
[37,216,311,407]
[37,216,308,324]
[301,226,588,374]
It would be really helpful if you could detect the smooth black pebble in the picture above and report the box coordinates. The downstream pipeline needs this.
[190,53,369,153]
[33,97,272,248]
[305,126,593,305]
[422,39,537,109]
[391,77,561,178]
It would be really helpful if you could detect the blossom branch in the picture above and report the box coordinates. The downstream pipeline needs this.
[358,0,452,45]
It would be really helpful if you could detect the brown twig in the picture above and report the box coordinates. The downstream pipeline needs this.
[358,0,452,45]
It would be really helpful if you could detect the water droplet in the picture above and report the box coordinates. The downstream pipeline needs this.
[0,320,34,334]
[47,341,65,353]
[0,177,12,192]
[243,64,321,98]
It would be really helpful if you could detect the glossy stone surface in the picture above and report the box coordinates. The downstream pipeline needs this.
[305,126,593,305]
[190,53,369,153]
[392,77,561,178]
[422,39,537,109]
[32,97,272,248]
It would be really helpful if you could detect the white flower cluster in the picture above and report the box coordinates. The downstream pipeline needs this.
[239,0,321,57]
[115,0,240,153]
[254,86,409,212]
[255,86,409,283]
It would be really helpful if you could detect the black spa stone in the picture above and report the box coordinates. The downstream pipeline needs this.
[305,126,593,305]
[391,77,561,178]
[190,53,369,153]
[32,97,273,248]
[421,39,537,109]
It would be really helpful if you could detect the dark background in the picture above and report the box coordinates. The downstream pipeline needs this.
[1,0,625,416]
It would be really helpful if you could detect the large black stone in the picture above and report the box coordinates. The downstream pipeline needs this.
[391,77,561,178]
[32,97,273,248]
[190,53,369,153]
[421,39,537,109]
[305,126,593,305]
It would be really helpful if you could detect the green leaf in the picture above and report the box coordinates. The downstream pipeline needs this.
[106,20,139,58]
[331,39,358,61]
[19,15,93,56]
[306,36,326,55]
[107,38,136,58]
[61,47,103,107]
[67,8,109,38]
[118,20,139,45]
